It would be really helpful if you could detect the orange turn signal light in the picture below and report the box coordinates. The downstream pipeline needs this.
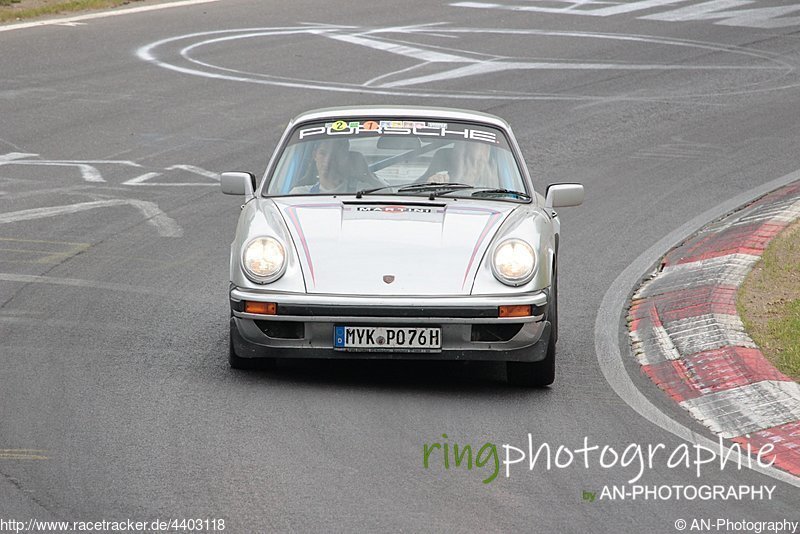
[244,301,277,315]
[499,305,532,318]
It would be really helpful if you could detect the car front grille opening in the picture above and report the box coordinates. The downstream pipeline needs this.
[471,323,524,342]
[255,320,305,339]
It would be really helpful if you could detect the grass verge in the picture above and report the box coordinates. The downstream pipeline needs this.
[738,219,800,381]
[0,0,144,24]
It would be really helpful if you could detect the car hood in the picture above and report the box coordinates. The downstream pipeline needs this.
[271,196,517,295]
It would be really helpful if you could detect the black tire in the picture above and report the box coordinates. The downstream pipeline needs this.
[551,259,558,344]
[506,326,555,387]
[229,323,276,371]
[506,266,558,387]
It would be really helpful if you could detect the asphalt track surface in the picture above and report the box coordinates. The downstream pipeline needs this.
[1,0,799,531]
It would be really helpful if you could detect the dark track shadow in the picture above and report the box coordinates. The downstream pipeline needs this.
[228,357,553,396]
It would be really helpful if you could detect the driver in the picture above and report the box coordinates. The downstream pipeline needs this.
[291,138,362,194]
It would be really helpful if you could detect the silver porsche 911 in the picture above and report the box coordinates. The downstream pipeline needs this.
[221,106,583,386]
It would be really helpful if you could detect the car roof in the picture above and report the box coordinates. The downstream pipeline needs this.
[288,106,513,132]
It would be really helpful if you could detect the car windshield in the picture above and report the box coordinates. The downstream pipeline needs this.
[264,118,528,200]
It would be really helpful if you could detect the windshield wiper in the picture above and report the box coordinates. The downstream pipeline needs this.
[462,188,531,200]
[355,185,395,198]
[356,183,531,200]
[431,184,531,200]
[398,182,474,200]
[397,181,472,192]
[355,181,471,198]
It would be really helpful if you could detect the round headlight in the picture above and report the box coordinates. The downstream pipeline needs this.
[242,237,286,283]
[492,239,536,286]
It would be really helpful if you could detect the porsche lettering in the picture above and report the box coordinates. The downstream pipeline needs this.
[298,123,498,143]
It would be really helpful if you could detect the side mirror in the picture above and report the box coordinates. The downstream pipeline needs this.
[545,183,584,209]
[221,172,256,196]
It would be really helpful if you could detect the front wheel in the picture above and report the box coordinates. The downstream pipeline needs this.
[507,269,557,387]
[229,322,276,371]
[506,327,555,387]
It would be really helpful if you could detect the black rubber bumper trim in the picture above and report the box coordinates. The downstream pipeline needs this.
[276,304,503,318]
[230,318,551,362]
[230,301,547,318]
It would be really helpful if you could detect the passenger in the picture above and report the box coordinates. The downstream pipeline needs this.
[423,141,500,188]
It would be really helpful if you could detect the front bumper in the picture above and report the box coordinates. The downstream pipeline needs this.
[229,287,551,362]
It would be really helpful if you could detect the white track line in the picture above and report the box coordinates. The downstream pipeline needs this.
[0,161,105,182]
[0,199,183,237]
[594,167,800,489]
[0,273,154,294]
[0,0,221,33]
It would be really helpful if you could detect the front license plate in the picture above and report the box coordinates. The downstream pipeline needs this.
[333,326,442,352]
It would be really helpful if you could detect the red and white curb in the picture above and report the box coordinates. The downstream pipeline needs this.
[628,181,800,476]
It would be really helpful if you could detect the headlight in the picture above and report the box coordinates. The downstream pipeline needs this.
[242,237,286,283]
[492,239,536,286]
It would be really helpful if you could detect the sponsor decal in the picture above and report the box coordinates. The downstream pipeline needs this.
[355,206,433,213]
[298,120,499,143]
[343,204,444,223]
